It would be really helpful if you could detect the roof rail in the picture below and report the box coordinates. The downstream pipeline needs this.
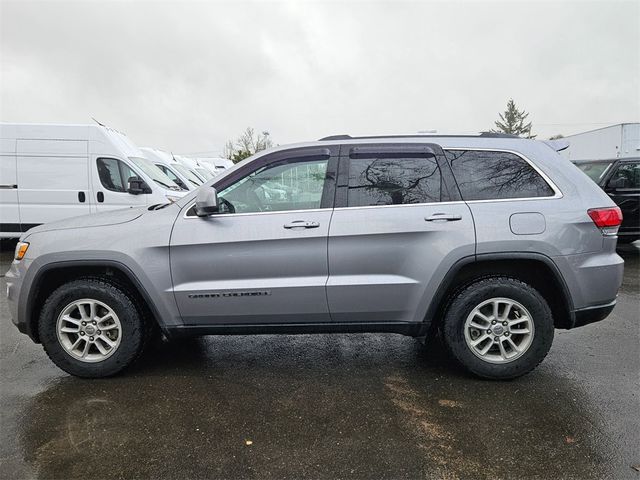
[318,132,522,141]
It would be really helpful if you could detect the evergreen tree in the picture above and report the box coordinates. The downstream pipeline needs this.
[492,99,536,138]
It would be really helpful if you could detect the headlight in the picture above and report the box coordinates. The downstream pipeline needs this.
[15,241,29,261]
[165,195,181,203]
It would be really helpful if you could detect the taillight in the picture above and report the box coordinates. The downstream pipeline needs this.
[588,207,623,236]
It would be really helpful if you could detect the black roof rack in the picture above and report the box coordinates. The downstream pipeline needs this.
[318,132,521,141]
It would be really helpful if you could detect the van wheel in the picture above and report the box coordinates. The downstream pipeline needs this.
[38,278,146,378]
[441,277,554,380]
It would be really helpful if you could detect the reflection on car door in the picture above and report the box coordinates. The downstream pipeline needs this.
[327,143,475,323]
[170,146,338,326]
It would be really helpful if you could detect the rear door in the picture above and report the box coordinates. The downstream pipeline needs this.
[17,139,91,227]
[0,139,20,236]
[327,143,475,323]
[604,160,640,237]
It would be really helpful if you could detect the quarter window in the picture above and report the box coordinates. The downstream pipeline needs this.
[218,158,329,214]
[97,158,137,193]
[445,150,555,201]
[347,156,442,207]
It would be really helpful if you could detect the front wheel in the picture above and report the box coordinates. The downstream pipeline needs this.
[38,278,147,378]
[442,277,554,380]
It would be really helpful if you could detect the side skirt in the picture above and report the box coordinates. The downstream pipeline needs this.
[166,321,426,338]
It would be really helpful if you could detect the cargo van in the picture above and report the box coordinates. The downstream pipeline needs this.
[198,157,234,176]
[0,123,186,238]
[140,148,204,191]
[174,154,214,181]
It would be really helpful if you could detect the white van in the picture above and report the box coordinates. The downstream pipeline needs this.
[0,123,186,238]
[140,148,204,191]
[174,154,214,181]
[197,157,234,176]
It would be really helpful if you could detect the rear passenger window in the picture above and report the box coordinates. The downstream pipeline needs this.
[347,156,442,207]
[445,150,555,201]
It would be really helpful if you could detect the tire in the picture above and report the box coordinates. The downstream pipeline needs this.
[38,278,147,378]
[441,276,554,380]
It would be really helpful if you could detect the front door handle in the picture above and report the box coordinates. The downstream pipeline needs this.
[284,220,320,229]
[425,213,462,222]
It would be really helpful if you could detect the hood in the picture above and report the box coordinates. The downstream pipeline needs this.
[23,206,147,237]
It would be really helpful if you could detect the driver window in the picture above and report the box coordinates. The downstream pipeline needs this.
[218,158,328,214]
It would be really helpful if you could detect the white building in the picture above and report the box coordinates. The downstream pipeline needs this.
[560,123,640,161]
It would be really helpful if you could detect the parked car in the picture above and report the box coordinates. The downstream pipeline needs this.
[140,147,204,191]
[0,123,186,238]
[6,133,624,379]
[573,158,639,243]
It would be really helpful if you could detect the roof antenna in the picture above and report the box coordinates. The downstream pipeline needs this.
[91,117,106,127]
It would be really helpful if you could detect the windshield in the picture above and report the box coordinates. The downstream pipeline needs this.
[576,161,614,183]
[173,163,203,187]
[129,156,181,190]
[196,167,214,180]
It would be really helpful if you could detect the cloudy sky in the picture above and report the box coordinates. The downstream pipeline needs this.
[1,0,638,155]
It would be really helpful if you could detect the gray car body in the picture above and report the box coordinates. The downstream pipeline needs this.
[6,135,624,342]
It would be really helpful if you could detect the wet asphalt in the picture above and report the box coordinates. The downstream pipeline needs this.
[0,242,638,480]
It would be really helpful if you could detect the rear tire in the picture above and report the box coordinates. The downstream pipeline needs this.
[38,278,147,378]
[442,277,554,380]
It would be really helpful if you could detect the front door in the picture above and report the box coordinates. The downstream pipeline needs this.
[91,156,148,211]
[327,143,475,323]
[170,146,338,325]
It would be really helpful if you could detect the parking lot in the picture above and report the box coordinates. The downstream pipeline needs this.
[0,242,638,480]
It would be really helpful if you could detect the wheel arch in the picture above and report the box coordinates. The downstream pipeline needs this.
[424,253,576,334]
[24,260,165,343]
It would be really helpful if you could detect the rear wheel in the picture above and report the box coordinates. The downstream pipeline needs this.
[442,277,554,380]
[39,278,147,378]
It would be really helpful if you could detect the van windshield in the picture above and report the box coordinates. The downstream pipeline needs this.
[129,156,181,191]
[196,167,214,180]
[173,163,203,187]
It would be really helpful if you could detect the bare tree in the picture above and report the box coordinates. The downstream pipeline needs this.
[224,127,274,164]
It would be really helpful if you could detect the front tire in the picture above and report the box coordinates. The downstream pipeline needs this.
[442,277,554,380]
[38,278,147,378]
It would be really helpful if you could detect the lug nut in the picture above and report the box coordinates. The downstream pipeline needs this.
[81,321,86,326]
[92,321,97,325]
[97,330,101,335]
[494,336,500,341]
[80,332,85,336]
[487,329,492,334]
[89,336,94,341]
[505,332,510,337]
[491,320,497,325]
[502,321,508,326]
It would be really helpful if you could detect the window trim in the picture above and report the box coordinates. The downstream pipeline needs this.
[444,148,563,203]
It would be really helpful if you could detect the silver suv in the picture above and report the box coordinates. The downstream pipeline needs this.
[6,134,624,379]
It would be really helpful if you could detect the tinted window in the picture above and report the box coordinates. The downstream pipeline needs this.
[608,162,640,189]
[347,156,441,207]
[445,150,554,201]
[218,158,328,214]
[97,158,136,192]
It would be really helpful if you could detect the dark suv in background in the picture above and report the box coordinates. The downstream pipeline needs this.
[575,157,640,243]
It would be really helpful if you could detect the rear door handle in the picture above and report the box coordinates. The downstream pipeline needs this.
[284,220,320,229]
[425,213,462,222]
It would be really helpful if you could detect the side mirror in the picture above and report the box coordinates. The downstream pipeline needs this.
[127,176,150,195]
[195,186,219,216]
[607,176,628,190]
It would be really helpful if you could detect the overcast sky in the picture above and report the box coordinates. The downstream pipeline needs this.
[1,0,638,155]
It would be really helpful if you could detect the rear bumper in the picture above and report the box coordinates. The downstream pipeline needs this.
[571,300,616,328]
